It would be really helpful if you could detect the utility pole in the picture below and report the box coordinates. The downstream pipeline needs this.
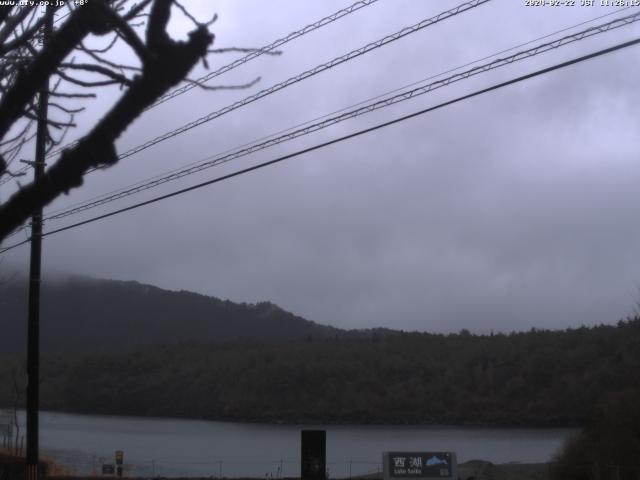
[26,7,52,480]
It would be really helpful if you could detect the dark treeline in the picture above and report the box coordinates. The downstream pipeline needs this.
[2,318,639,426]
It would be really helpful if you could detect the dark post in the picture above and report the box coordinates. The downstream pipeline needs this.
[26,7,52,480]
[301,430,326,480]
[115,450,123,477]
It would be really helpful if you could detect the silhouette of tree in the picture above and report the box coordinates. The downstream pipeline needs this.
[0,0,217,242]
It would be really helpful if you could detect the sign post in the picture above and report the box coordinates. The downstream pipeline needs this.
[115,451,124,478]
[383,452,457,480]
[301,430,326,480]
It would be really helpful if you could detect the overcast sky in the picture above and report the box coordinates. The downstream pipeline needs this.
[2,0,640,333]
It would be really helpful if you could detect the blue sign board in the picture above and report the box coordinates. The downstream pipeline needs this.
[383,452,456,480]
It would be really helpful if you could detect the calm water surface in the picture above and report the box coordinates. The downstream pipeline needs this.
[14,411,576,477]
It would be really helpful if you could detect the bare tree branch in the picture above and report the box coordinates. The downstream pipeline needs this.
[11,366,22,455]
[122,0,154,21]
[146,0,172,52]
[48,102,85,114]
[0,3,214,240]
[78,33,119,54]
[0,119,34,147]
[49,91,97,99]
[173,0,201,28]
[110,15,154,64]
[0,6,35,46]
[0,9,54,56]
[0,6,13,26]
[184,75,260,92]
[23,110,76,129]
[0,1,114,141]
[59,63,134,86]
[47,114,75,151]
[75,44,142,72]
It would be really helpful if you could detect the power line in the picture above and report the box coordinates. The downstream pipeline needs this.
[3,35,638,254]
[5,0,487,192]
[33,11,640,226]
[4,4,637,237]
[31,0,628,204]
[0,164,30,186]
[0,4,89,187]
[7,0,489,216]
[33,5,637,220]
[43,0,381,162]
[150,0,381,109]
[94,0,492,163]
[2,8,636,243]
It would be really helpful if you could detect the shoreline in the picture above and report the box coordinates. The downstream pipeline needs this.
[42,462,552,480]
[3,407,584,429]
[3,450,555,479]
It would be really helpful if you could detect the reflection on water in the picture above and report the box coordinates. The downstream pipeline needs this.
[13,411,576,477]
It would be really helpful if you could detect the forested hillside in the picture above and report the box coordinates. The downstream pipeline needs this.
[2,318,639,426]
[0,276,342,352]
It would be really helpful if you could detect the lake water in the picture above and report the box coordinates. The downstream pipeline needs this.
[10,411,577,477]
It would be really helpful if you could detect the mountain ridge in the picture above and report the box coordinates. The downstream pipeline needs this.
[0,275,346,353]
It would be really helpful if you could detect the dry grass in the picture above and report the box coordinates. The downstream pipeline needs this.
[0,447,74,477]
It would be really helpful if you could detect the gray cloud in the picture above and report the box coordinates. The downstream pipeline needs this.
[3,0,640,333]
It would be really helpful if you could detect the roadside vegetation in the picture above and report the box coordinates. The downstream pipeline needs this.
[551,389,640,480]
